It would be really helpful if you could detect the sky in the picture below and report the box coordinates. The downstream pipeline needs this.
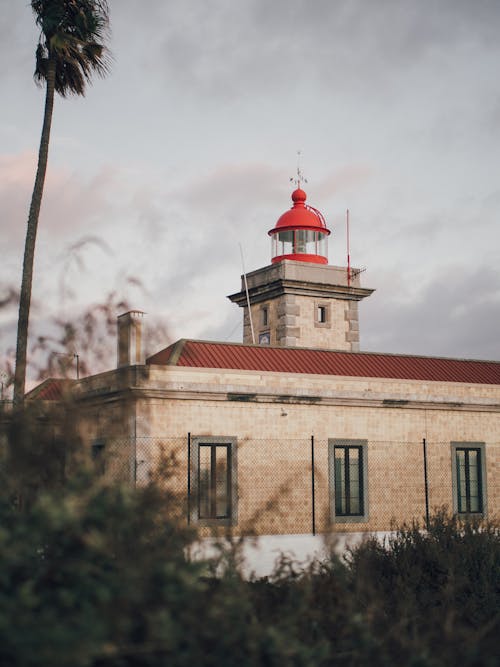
[2,0,500,387]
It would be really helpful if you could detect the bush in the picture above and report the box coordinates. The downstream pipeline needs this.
[0,474,203,666]
[342,512,500,666]
[1,406,498,666]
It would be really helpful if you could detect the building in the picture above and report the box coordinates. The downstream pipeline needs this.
[30,186,500,546]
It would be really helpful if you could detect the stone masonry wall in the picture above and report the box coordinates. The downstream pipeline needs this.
[244,294,360,350]
[79,365,500,535]
[131,369,500,534]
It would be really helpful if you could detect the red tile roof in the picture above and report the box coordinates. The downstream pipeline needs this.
[25,378,75,401]
[147,340,500,385]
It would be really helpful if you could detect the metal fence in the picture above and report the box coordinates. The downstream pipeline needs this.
[94,435,499,534]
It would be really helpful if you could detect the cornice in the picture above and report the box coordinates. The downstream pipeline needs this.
[78,385,500,413]
[228,278,374,305]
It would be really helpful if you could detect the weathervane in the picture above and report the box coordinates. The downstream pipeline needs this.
[290,150,308,189]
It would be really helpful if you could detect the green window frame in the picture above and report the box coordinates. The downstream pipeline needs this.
[329,439,368,523]
[198,444,232,520]
[452,443,485,515]
[191,436,238,526]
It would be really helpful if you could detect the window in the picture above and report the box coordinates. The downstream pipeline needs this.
[295,229,308,254]
[451,443,486,515]
[191,437,237,524]
[276,230,294,256]
[271,230,328,259]
[329,439,368,522]
[315,302,330,328]
[91,440,106,475]
[261,306,269,327]
[199,444,231,519]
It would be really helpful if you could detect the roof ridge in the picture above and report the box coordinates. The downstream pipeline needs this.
[25,377,76,401]
[174,339,500,365]
[167,339,188,366]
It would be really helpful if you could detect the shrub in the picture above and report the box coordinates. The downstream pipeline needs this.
[1,405,498,666]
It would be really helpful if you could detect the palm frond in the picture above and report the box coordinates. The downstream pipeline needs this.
[31,0,111,97]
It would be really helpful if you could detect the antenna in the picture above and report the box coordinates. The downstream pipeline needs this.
[239,243,256,345]
[54,351,80,379]
[290,149,308,189]
[345,209,366,284]
[350,266,366,280]
[346,209,366,287]
[346,209,351,287]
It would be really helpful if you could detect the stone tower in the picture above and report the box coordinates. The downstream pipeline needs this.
[227,188,373,351]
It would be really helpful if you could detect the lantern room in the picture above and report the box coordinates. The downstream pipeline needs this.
[268,188,331,265]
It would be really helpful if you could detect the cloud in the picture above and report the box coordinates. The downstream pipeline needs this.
[0,4,37,81]
[0,151,37,249]
[1,152,120,252]
[42,166,117,235]
[362,265,500,360]
[147,0,500,101]
[3,0,499,372]
[175,162,285,218]
[112,163,287,340]
[315,165,374,201]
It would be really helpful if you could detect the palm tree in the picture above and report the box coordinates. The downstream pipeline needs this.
[13,0,111,406]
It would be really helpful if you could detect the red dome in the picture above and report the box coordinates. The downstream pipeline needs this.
[268,189,331,235]
[268,188,331,265]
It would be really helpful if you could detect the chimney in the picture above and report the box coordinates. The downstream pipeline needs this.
[117,310,145,368]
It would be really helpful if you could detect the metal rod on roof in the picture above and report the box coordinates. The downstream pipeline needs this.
[239,243,256,344]
[347,208,351,287]
[54,351,80,379]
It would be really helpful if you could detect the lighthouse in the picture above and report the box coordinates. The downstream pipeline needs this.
[228,186,374,350]
[269,187,331,265]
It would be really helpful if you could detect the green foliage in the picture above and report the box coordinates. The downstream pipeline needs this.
[341,513,500,666]
[32,0,111,96]
[248,513,500,666]
[1,410,498,666]
[0,447,206,666]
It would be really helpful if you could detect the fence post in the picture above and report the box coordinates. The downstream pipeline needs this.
[311,435,316,536]
[129,412,137,487]
[187,432,191,525]
[423,438,430,529]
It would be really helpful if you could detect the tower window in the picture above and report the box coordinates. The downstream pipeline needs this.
[261,306,269,327]
[314,301,330,326]
[315,302,330,327]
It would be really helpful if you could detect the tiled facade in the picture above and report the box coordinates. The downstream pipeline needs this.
[77,361,500,535]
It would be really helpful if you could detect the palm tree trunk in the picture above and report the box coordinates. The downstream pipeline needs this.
[13,58,56,407]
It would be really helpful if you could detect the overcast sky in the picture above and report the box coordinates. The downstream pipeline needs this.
[2,0,500,385]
